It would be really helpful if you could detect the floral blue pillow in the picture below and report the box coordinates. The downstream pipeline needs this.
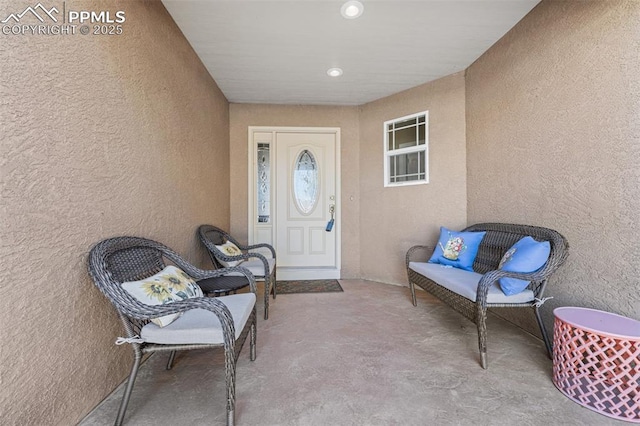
[498,236,551,296]
[428,227,486,272]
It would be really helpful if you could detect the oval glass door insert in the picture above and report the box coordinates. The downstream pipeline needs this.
[293,149,319,214]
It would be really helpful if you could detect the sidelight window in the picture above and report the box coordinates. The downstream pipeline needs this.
[256,143,271,223]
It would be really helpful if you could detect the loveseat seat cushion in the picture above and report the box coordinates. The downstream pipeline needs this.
[408,262,535,304]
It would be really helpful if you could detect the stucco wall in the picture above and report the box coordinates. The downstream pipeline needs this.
[466,0,640,335]
[0,1,229,424]
[229,104,361,278]
[359,72,467,285]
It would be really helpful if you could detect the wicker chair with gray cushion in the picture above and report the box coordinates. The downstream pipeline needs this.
[406,223,569,369]
[87,236,257,426]
[198,225,277,320]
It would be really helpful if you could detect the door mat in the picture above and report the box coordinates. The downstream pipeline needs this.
[275,279,343,294]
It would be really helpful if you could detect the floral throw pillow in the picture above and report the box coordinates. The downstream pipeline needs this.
[215,241,244,267]
[121,265,203,327]
[428,227,486,272]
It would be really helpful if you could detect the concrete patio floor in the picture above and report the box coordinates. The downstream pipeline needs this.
[80,280,623,425]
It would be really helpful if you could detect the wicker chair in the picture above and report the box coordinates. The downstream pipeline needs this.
[87,237,257,426]
[406,223,569,369]
[198,225,277,320]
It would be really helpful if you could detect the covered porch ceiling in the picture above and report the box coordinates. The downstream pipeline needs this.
[161,0,540,106]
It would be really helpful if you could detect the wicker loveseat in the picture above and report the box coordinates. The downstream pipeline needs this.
[406,223,569,369]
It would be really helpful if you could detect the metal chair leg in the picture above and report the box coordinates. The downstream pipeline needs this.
[477,309,488,369]
[534,306,553,358]
[409,281,417,306]
[115,354,142,426]
[225,354,237,426]
[271,270,277,300]
[250,320,257,361]
[263,279,270,320]
[166,350,177,370]
[479,351,488,370]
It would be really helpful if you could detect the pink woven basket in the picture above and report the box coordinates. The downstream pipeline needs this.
[553,307,640,423]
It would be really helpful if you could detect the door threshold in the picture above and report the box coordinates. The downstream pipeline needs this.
[277,267,340,281]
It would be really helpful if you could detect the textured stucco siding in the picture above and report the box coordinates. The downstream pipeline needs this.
[0,0,229,424]
[466,0,640,334]
[3,0,639,423]
[359,72,467,285]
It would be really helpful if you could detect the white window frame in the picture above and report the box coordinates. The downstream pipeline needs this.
[383,110,429,187]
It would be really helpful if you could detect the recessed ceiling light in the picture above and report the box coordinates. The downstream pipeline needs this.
[341,1,364,19]
[327,68,343,77]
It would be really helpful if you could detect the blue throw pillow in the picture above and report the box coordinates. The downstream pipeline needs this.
[428,227,486,272]
[498,236,551,296]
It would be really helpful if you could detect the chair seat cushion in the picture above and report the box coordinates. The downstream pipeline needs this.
[240,258,276,277]
[409,262,534,304]
[140,293,256,344]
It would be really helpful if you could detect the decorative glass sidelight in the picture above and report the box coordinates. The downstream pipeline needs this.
[293,149,319,214]
[257,143,270,223]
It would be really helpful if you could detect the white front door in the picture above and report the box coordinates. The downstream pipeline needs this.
[248,127,341,280]
[275,131,339,279]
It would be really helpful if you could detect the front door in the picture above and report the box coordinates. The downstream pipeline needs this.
[275,131,338,279]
